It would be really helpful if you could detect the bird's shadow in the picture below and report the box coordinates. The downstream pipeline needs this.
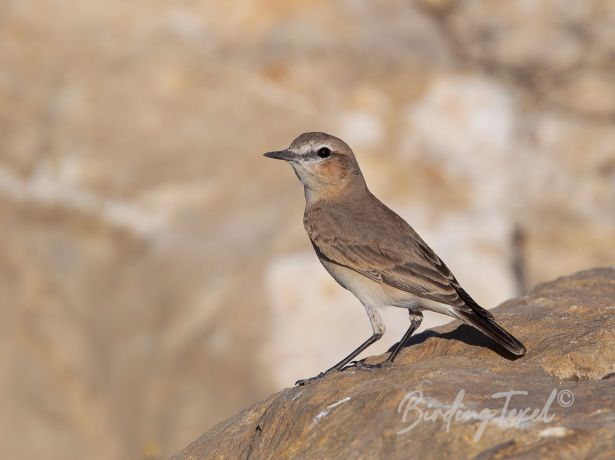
[386,324,523,361]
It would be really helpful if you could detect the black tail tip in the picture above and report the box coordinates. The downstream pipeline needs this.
[510,342,527,357]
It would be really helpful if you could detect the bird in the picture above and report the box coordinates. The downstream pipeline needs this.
[264,132,526,386]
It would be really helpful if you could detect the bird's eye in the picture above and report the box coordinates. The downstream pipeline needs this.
[317,147,331,158]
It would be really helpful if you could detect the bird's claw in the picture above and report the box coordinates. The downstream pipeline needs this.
[295,371,327,386]
[353,360,392,370]
[295,360,393,385]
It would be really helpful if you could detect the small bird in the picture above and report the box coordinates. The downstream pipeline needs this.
[264,132,526,385]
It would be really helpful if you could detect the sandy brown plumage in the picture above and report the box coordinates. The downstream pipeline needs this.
[264,132,526,385]
[305,191,525,357]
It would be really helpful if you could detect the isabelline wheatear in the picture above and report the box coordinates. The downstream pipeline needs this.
[264,132,526,385]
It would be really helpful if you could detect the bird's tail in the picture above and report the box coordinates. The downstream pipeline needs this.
[455,309,526,356]
[451,285,526,356]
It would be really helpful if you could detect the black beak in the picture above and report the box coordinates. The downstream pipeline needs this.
[263,150,297,161]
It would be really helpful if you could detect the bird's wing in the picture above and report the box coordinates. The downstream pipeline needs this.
[305,200,491,317]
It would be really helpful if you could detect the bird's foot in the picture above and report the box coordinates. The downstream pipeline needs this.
[353,360,392,370]
[295,371,328,386]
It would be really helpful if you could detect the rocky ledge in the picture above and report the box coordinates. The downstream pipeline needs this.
[173,268,615,459]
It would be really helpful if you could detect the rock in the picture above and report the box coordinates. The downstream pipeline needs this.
[173,268,615,459]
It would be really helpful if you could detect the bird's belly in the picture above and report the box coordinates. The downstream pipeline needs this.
[319,258,457,317]
[320,258,408,308]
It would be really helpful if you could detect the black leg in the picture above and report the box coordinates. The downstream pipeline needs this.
[327,332,384,371]
[353,310,423,370]
[386,311,423,363]
[295,332,383,386]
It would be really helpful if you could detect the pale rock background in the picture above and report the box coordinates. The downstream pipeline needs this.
[0,1,614,459]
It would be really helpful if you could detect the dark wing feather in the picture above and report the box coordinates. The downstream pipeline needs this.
[305,196,489,316]
[304,194,529,356]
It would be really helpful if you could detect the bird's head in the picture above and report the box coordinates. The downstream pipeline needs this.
[264,132,366,202]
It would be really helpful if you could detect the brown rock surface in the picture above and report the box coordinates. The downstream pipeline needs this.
[173,267,615,459]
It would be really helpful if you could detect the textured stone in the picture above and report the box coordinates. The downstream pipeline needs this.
[173,268,615,459]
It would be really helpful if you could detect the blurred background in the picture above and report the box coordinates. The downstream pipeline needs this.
[1,0,614,458]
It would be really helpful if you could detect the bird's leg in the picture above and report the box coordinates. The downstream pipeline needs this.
[295,305,385,386]
[387,310,423,363]
[295,333,383,386]
[355,310,423,369]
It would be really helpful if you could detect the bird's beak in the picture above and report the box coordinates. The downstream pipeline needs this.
[263,150,297,162]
